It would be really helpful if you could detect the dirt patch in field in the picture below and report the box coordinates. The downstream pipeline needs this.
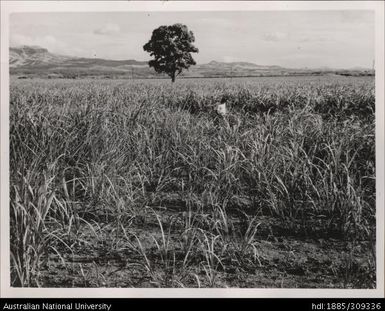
[39,207,375,288]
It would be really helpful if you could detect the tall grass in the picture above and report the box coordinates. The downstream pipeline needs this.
[9,76,375,287]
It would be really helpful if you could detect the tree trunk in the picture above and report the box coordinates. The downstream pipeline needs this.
[171,71,176,83]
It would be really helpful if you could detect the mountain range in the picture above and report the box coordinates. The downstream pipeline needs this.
[10,45,374,79]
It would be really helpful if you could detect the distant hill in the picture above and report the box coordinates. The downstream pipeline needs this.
[10,46,72,67]
[10,45,375,79]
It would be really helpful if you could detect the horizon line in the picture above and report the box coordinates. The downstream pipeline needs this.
[9,44,374,71]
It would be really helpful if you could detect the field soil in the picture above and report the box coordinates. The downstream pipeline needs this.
[40,208,374,288]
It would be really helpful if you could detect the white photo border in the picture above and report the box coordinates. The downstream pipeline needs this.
[1,0,384,298]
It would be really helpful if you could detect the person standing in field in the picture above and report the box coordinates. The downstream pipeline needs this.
[213,97,228,127]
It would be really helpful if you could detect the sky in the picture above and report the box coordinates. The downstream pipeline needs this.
[10,11,375,69]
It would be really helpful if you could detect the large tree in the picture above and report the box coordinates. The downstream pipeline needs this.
[143,24,199,82]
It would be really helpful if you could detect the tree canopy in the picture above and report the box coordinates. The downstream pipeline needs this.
[143,24,199,82]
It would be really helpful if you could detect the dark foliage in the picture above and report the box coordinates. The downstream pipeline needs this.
[143,24,199,82]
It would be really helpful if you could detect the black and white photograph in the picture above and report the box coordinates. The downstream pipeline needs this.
[1,1,384,297]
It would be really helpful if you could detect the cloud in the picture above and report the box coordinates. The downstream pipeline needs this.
[10,34,57,47]
[298,35,331,43]
[339,11,373,25]
[262,32,288,42]
[93,23,120,35]
[222,55,240,63]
